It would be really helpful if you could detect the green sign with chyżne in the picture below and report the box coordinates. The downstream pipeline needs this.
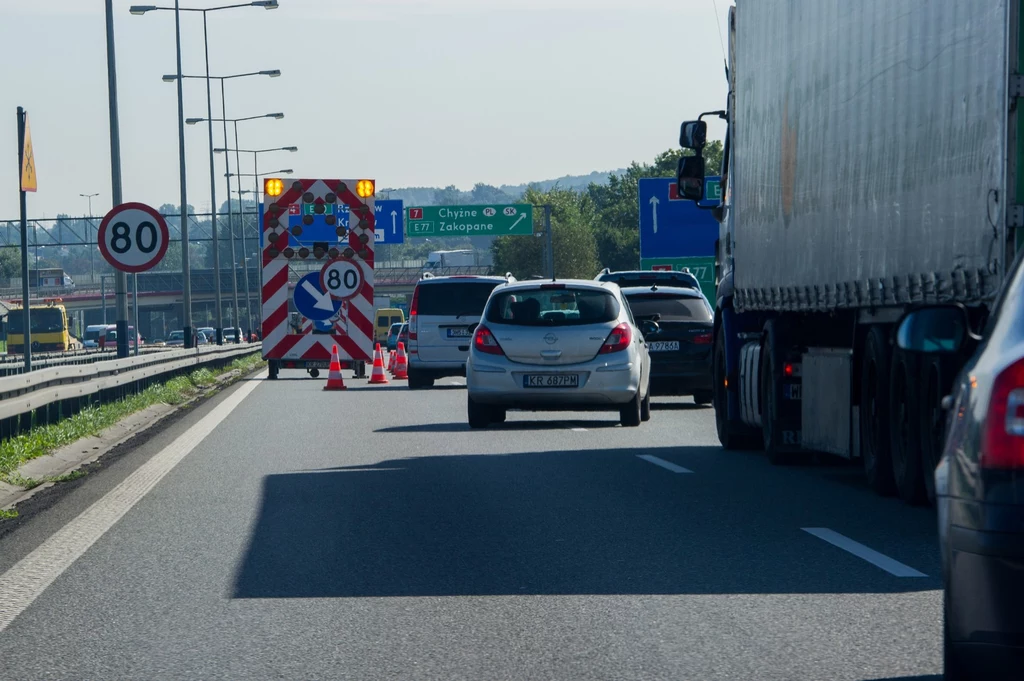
[406,204,534,237]
[639,256,717,304]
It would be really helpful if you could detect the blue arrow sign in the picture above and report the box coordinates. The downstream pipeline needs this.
[638,177,721,260]
[371,199,404,244]
[292,271,343,322]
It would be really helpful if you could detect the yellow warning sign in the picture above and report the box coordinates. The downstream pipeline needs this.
[20,114,37,193]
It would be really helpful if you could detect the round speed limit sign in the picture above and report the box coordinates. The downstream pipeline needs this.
[319,258,364,300]
[97,202,170,273]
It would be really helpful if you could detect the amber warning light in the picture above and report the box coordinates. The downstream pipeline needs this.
[356,179,375,198]
[264,178,284,197]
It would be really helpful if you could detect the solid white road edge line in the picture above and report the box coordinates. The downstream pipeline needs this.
[801,527,928,578]
[0,371,266,634]
[636,454,693,474]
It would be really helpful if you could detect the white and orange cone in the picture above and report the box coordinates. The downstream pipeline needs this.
[394,342,409,380]
[369,343,390,385]
[388,349,396,374]
[323,344,347,391]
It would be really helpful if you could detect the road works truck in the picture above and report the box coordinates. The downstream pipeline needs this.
[675,0,1022,506]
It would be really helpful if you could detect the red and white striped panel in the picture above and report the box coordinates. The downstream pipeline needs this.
[261,179,375,363]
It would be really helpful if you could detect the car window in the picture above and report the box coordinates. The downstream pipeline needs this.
[417,282,500,317]
[486,288,619,326]
[377,315,388,326]
[390,315,402,325]
[625,294,713,322]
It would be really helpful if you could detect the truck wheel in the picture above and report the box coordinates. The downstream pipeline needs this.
[713,330,760,449]
[919,357,945,506]
[860,326,895,495]
[890,348,927,505]
[760,322,794,465]
[308,368,320,379]
[268,360,279,380]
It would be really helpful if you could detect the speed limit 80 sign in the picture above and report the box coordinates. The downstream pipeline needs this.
[97,202,170,273]
[319,258,364,300]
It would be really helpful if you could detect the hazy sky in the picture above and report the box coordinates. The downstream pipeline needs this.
[1,0,728,219]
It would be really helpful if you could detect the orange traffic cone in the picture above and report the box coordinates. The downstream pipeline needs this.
[394,342,409,380]
[388,349,396,374]
[369,343,390,384]
[323,344,347,391]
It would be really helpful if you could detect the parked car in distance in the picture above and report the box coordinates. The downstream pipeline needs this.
[466,279,651,428]
[620,285,714,404]
[222,327,242,343]
[896,248,1024,680]
[166,330,185,347]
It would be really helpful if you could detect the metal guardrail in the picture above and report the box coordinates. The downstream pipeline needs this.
[0,347,172,378]
[0,343,260,437]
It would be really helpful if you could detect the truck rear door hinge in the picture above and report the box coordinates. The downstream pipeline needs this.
[1010,205,1024,228]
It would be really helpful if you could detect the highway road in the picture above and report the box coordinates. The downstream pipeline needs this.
[0,371,943,680]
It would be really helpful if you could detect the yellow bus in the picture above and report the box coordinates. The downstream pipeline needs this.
[6,299,77,353]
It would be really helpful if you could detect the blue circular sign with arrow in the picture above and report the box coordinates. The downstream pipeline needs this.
[293,271,344,322]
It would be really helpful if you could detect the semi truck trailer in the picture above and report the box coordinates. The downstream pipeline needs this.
[675,0,1021,506]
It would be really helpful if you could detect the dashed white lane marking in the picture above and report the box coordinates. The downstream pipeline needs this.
[801,527,927,578]
[571,427,588,432]
[0,372,266,634]
[636,454,693,474]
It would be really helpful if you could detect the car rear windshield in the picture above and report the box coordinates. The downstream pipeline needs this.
[486,288,620,326]
[416,281,500,317]
[625,294,712,322]
[603,274,697,289]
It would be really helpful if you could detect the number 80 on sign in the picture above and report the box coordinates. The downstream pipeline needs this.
[319,258,364,300]
[97,202,170,273]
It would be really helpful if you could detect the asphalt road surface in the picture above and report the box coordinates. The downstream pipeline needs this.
[0,371,943,680]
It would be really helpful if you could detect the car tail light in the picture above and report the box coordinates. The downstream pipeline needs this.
[473,325,504,356]
[599,322,632,354]
[408,286,419,340]
[693,333,713,345]
[982,357,1024,468]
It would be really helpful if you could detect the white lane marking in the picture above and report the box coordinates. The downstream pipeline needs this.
[636,454,693,474]
[801,527,928,578]
[0,372,265,634]
[571,427,588,432]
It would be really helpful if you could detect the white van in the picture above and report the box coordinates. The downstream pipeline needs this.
[407,273,513,389]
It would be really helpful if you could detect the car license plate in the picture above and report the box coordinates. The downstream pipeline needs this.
[648,341,680,352]
[446,327,472,338]
[523,374,579,388]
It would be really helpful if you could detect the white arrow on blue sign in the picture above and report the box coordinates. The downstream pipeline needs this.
[293,272,344,322]
[638,176,721,260]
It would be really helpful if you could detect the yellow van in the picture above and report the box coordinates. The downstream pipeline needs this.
[375,308,405,343]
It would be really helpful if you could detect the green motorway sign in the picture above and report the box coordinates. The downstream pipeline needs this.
[406,204,534,237]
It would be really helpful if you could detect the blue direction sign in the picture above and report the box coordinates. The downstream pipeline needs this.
[370,199,403,244]
[638,176,721,260]
[282,199,404,247]
[292,271,343,322]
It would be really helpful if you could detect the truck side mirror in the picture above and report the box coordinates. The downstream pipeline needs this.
[679,120,707,150]
[677,155,705,202]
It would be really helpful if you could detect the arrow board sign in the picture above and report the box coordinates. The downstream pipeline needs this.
[293,271,344,322]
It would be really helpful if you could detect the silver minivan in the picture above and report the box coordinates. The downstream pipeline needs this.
[407,273,514,389]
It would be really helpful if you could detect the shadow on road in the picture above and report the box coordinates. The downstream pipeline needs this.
[232,446,938,599]
[650,401,708,411]
[375,418,619,433]
[860,676,941,681]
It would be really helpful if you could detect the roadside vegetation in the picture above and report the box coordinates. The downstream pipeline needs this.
[0,353,265,490]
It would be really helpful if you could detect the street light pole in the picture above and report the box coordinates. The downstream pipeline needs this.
[201,13,224,345]
[221,81,240,340]
[173,2,194,348]
[235,122,252,335]
[105,0,129,359]
[80,193,99,217]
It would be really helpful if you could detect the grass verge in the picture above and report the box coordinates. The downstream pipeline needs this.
[0,353,264,486]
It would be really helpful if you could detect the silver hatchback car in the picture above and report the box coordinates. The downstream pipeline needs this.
[466,279,652,428]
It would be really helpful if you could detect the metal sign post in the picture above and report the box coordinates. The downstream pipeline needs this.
[16,106,37,372]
